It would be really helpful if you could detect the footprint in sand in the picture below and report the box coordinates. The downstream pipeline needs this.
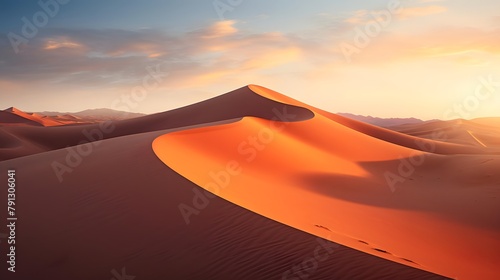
[314,224,332,232]
[372,247,419,266]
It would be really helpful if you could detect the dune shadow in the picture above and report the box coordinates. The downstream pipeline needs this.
[299,173,418,211]
[298,155,500,231]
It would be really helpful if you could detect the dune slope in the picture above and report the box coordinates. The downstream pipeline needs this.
[0,127,447,280]
[153,85,500,280]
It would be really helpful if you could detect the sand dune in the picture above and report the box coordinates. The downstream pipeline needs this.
[0,87,313,161]
[389,118,500,148]
[0,86,450,279]
[338,113,424,127]
[153,85,500,280]
[0,108,133,129]
[0,85,497,279]
[0,110,43,127]
[3,107,65,126]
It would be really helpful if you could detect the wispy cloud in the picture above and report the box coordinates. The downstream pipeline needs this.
[44,38,83,50]
[397,5,447,19]
[340,27,500,65]
[0,21,304,89]
[200,20,238,39]
[343,3,447,27]
[344,10,371,24]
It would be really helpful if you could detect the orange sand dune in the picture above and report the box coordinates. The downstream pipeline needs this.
[52,114,84,123]
[0,94,448,279]
[0,110,43,127]
[4,107,65,126]
[153,85,500,280]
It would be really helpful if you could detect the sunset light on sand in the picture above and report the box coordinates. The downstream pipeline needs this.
[1,1,499,280]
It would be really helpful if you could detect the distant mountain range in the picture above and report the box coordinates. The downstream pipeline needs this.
[39,108,146,121]
[337,113,427,127]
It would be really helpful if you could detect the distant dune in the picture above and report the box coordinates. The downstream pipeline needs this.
[338,113,426,127]
[3,107,64,126]
[1,85,499,280]
[39,108,146,122]
[0,110,43,127]
[390,118,500,147]
[0,107,145,128]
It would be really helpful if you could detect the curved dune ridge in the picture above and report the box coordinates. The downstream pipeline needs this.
[0,86,450,280]
[153,85,500,280]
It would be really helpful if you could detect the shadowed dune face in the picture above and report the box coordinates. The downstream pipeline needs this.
[0,111,44,127]
[153,85,500,280]
[5,107,65,126]
[299,155,500,231]
[0,129,24,149]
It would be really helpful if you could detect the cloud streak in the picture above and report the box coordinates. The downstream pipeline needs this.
[397,5,447,19]
[0,20,309,90]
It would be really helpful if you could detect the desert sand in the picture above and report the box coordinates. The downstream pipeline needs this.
[3,107,65,126]
[153,85,500,279]
[1,85,498,279]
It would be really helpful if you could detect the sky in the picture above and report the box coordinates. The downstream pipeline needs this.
[0,0,499,120]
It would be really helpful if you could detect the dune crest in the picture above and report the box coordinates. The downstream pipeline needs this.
[153,85,500,280]
[1,107,64,126]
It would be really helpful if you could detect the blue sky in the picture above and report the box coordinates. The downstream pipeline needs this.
[0,0,499,119]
